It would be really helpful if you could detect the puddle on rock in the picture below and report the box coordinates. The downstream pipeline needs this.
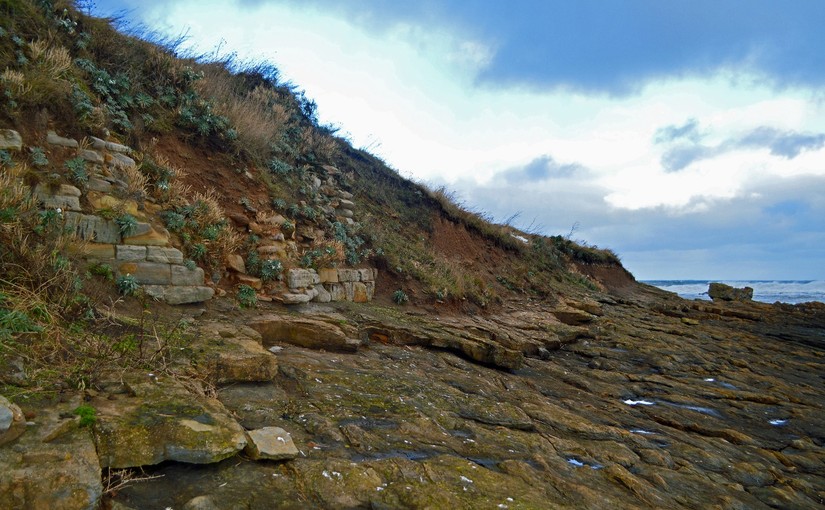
[566,457,603,470]
[622,399,655,406]
[662,401,722,417]
[768,419,788,426]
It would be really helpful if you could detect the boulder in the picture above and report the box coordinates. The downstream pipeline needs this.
[708,282,753,302]
[244,427,299,461]
[86,177,113,193]
[108,152,136,170]
[0,396,102,510]
[192,323,277,385]
[93,373,247,468]
[251,315,360,352]
[0,129,22,150]
[0,395,25,446]
[312,284,332,303]
[171,265,206,286]
[78,149,104,164]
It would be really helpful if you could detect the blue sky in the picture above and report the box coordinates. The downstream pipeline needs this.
[94,0,825,279]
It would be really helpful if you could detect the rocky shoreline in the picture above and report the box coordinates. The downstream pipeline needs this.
[2,282,823,509]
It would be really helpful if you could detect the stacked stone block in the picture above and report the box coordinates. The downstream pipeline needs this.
[283,267,377,305]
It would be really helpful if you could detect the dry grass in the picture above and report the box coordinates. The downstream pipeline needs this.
[196,63,292,161]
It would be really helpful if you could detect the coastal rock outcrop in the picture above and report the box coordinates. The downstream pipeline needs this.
[708,282,754,302]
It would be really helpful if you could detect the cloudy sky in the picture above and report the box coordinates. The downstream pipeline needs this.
[94,0,825,279]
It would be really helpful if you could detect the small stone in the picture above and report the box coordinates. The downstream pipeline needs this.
[226,254,246,273]
[337,208,354,219]
[339,199,355,210]
[46,130,78,148]
[183,496,219,510]
[244,427,299,461]
[0,395,25,446]
[0,129,23,150]
[236,274,263,290]
[86,177,113,193]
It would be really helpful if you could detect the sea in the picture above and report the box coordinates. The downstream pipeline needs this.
[643,280,825,305]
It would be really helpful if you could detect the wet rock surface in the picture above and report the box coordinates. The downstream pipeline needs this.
[110,290,825,509]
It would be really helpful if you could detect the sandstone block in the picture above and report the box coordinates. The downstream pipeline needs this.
[287,268,318,289]
[86,177,113,193]
[708,282,753,302]
[109,152,136,170]
[172,265,205,286]
[352,282,369,303]
[339,199,355,210]
[327,283,346,302]
[338,269,360,282]
[64,212,121,244]
[225,254,246,273]
[90,136,131,154]
[337,208,354,218]
[116,245,147,261]
[0,129,22,150]
[147,246,184,264]
[339,190,353,200]
[122,226,169,246]
[40,194,81,211]
[46,130,78,148]
[365,281,376,301]
[117,261,171,285]
[87,193,140,216]
[358,268,376,282]
[236,274,262,290]
[312,284,332,303]
[79,149,104,164]
[343,282,355,301]
[144,285,214,305]
[70,242,115,260]
[282,293,311,305]
[318,268,339,283]
[244,427,299,461]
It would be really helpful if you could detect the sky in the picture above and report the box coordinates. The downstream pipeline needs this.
[93,0,825,279]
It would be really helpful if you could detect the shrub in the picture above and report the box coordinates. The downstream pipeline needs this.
[64,157,88,186]
[116,274,139,296]
[29,147,48,166]
[259,259,282,282]
[392,289,409,305]
[237,284,257,308]
[115,214,138,237]
[88,262,113,281]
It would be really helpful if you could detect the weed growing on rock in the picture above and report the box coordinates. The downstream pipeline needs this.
[393,289,409,305]
[64,157,88,187]
[73,404,96,426]
[115,213,137,237]
[237,284,257,308]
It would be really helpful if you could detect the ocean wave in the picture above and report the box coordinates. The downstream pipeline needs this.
[642,280,825,304]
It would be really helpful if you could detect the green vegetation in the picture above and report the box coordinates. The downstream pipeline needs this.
[237,284,257,308]
[392,289,409,305]
[73,404,97,427]
[116,274,138,296]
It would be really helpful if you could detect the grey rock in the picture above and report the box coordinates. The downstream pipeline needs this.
[40,195,81,211]
[358,268,375,282]
[78,149,104,164]
[109,152,136,170]
[327,283,346,302]
[0,396,25,446]
[116,261,172,285]
[183,496,220,510]
[115,245,147,261]
[244,427,299,461]
[337,269,360,283]
[339,190,353,200]
[708,282,754,302]
[0,129,22,150]
[147,247,184,264]
[90,136,131,154]
[144,285,215,305]
[46,130,78,148]
[282,293,312,305]
[287,268,318,289]
[87,177,113,193]
[312,284,332,303]
[338,199,355,210]
[171,265,206,286]
[336,208,354,219]
[64,212,121,244]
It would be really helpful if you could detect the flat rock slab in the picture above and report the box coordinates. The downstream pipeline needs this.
[244,427,299,461]
[191,322,278,385]
[0,396,101,510]
[251,314,360,352]
[92,373,246,468]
